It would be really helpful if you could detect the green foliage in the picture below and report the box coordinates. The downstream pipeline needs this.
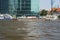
[58,15,60,19]
[40,9,48,16]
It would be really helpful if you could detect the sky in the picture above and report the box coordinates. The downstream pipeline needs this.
[31,0,60,12]
[39,0,51,10]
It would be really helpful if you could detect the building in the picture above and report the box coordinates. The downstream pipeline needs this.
[9,0,31,17]
[51,8,60,12]
[9,0,18,15]
[17,0,31,16]
[0,0,9,14]
[0,0,31,16]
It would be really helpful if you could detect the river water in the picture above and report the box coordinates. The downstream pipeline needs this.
[0,19,60,40]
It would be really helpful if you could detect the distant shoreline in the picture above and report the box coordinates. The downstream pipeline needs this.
[0,18,60,22]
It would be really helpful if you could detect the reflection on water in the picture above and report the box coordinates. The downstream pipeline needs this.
[0,19,60,40]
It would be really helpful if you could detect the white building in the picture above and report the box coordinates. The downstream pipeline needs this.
[0,14,13,20]
[45,15,58,20]
[0,14,4,19]
[4,14,13,19]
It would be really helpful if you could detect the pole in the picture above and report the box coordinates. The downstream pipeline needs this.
[51,0,53,14]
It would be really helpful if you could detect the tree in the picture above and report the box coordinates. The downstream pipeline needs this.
[58,15,60,19]
[40,9,48,16]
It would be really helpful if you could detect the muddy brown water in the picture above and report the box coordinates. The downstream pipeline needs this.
[0,19,60,40]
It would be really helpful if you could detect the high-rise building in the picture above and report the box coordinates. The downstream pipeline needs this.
[17,0,31,16]
[9,0,31,16]
[9,0,18,15]
[0,0,9,14]
[0,0,31,16]
[51,0,60,8]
